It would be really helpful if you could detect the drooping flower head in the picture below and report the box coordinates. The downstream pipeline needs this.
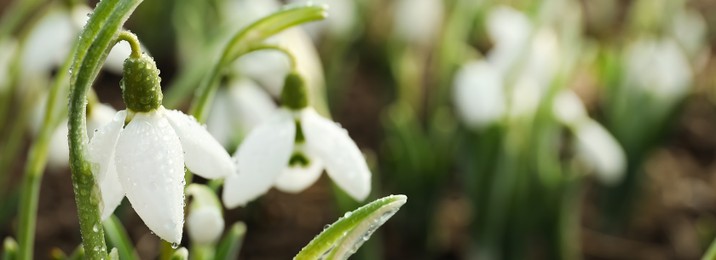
[223,72,371,208]
[88,53,234,243]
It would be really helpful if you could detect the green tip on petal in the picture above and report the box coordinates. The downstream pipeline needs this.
[281,71,308,110]
[121,54,163,112]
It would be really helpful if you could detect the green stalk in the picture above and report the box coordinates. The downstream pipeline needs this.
[67,0,143,258]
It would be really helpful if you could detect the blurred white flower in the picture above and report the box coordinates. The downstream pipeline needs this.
[486,6,532,74]
[454,6,563,129]
[624,37,692,102]
[393,0,444,46]
[186,185,224,245]
[552,89,626,185]
[552,90,587,127]
[225,0,325,99]
[20,4,132,82]
[207,78,277,147]
[222,108,371,208]
[452,60,506,128]
[670,8,710,72]
[508,77,542,119]
[88,107,234,243]
[574,120,626,185]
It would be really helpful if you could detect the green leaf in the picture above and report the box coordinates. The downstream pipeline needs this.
[67,245,84,260]
[295,195,407,260]
[103,215,139,260]
[214,222,247,260]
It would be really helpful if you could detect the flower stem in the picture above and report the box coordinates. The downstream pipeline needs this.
[67,0,143,258]
[189,4,327,123]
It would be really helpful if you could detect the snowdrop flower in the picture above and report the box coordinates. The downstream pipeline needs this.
[486,6,532,74]
[88,54,234,243]
[623,37,692,103]
[452,60,506,128]
[225,0,325,99]
[186,184,224,245]
[574,120,626,185]
[20,4,132,85]
[552,90,626,185]
[671,9,709,60]
[207,77,277,147]
[393,0,444,47]
[453,6,562,129]
[223,72,371,208]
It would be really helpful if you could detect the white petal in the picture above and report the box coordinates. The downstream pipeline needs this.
[88,110,125,180]
[206,89,236,147]
[452,60,505,128]
[486,6,532,73]
[20,6,75,79]
[552,90,587,127]
[164,109,234,179]
[274,156,324,193]
[87,110,126,219]
[524,28,560,91]
[301,109,371,201]
[236,50,290,96]
[115,112,185,244]
[393,0,444,46]
[574,120,626,185]
[87,103,118,139]
[624,38,691,100]
[227,78,277,135]
[187,207,224,245]
[46,120,70,168]
[222,109,296,208]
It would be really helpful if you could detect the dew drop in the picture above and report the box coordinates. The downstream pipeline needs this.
[92,224,99,232]
[171,242,179,249]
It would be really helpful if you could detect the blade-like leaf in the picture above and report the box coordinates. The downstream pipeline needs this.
[103,215,139,260]
[214,222,247,260]
[295,195,407,260]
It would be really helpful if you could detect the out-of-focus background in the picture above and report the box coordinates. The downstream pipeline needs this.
[1,0,716,259]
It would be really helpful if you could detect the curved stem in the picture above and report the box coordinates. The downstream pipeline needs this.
[189,4,327,123]
[67,0,143,258]
[116,31,142,58]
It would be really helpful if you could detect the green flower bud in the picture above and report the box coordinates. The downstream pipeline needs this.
[121,54,162,112]
[281,71,308,110]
